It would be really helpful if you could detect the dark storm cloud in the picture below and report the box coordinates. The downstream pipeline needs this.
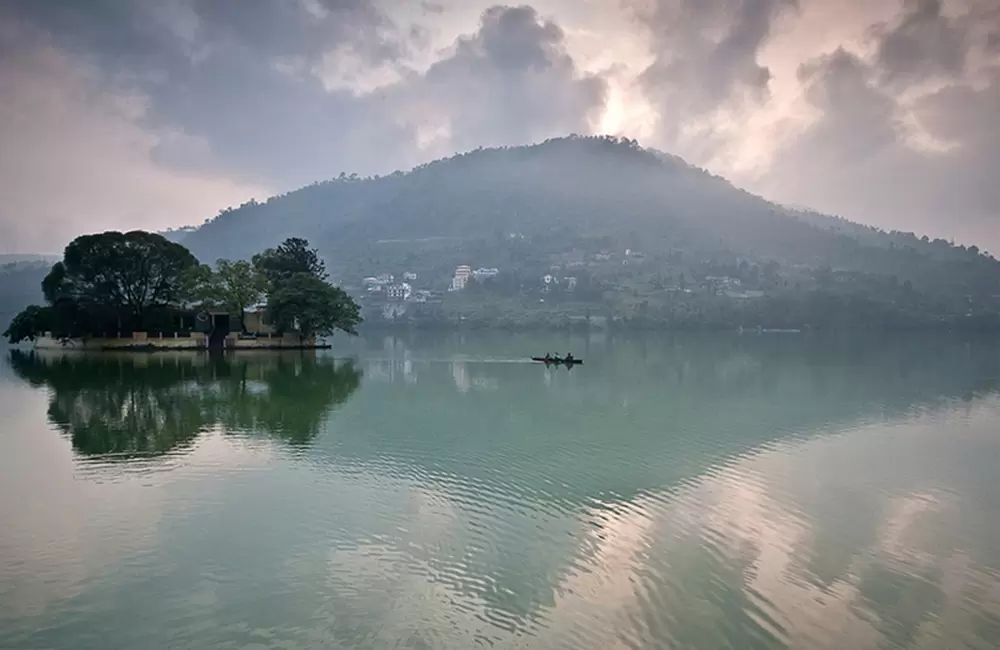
[631,0,797,153]
[762,0,1000,247]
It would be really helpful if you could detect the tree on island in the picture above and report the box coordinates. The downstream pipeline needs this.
[4,231,198,342]
[3,233,362,343]
[43,230,198,323]
[253,238,361,338]
[253,237,328,285]
[3,304,51,344]
[194,259,266,332]
[267,273,361,338]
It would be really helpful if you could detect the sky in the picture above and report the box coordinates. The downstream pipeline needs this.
[0,0,997,253]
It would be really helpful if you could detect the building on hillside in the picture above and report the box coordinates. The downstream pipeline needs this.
[472,267,499,279]
[402,271,418,281]
[364,275,393,293]
[412,290,433,303]
[450,265,472,291]
[706,276,741,287]
[387,282,412,301]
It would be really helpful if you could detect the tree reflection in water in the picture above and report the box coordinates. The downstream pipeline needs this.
[7,350,361,458]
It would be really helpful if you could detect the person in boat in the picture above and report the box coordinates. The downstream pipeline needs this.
[564,352,574,362]
[543,353,553,362]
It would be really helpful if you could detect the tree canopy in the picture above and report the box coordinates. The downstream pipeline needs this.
[253,237,328,288]
[43,230,198,320]
[4,233,362,343]
[266,272,361,338]
[254,238,360,338]
[3,304,51,343]
[199,259,266,330]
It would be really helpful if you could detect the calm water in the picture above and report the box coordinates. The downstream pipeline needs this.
[2,333,1000,649]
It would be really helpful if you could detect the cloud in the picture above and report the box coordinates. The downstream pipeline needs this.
[1,1,602,195]
[0,18,264,254]
[1,0,998,252]
[756,0,1000,247]
[629,0,798,162]
[391,5,607,156]
[0,0,421,189]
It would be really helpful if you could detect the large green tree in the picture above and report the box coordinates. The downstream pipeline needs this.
[266,273,361,338]
[43,231,198,323]
[205,259,266,331]
[253,237,361,339]
[4,231,200,343]
[253,237,328,288]
[2,305,52,343]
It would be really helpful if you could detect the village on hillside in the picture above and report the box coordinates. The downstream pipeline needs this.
[352,242,778,327]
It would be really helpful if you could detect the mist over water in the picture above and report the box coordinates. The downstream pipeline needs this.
[2,333,999,649]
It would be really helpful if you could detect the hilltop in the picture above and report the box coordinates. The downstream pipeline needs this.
[46,137,1000,329]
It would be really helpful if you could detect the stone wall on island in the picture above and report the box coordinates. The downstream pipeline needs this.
[34,332,208,350]
[32,331,329,351]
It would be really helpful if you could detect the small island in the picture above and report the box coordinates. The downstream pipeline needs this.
[3,232,361,351]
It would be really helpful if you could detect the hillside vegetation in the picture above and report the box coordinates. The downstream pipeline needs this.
[139,137,1000,329]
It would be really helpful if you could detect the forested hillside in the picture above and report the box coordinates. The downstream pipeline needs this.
[46,137,1000,329]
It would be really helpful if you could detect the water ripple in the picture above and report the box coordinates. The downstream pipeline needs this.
[5,339,1000,649]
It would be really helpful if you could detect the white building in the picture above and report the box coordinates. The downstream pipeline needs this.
[387,282,412,301]
[403,271,418,281]
[473,267,499,279]
[706,276,741,287]
[450,265,472,291]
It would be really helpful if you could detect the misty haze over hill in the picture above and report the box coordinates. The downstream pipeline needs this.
[164,136,1000,330]
[181,135,995,279]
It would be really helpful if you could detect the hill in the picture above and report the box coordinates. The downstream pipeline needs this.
[0,261,49,332]
[54,137,1000,329]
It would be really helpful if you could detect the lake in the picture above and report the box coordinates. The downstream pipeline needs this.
[2,332,1000,649]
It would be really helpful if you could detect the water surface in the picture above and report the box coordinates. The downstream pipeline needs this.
[2,333,1000,649]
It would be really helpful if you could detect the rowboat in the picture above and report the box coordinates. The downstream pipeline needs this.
[531,357,583,365]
